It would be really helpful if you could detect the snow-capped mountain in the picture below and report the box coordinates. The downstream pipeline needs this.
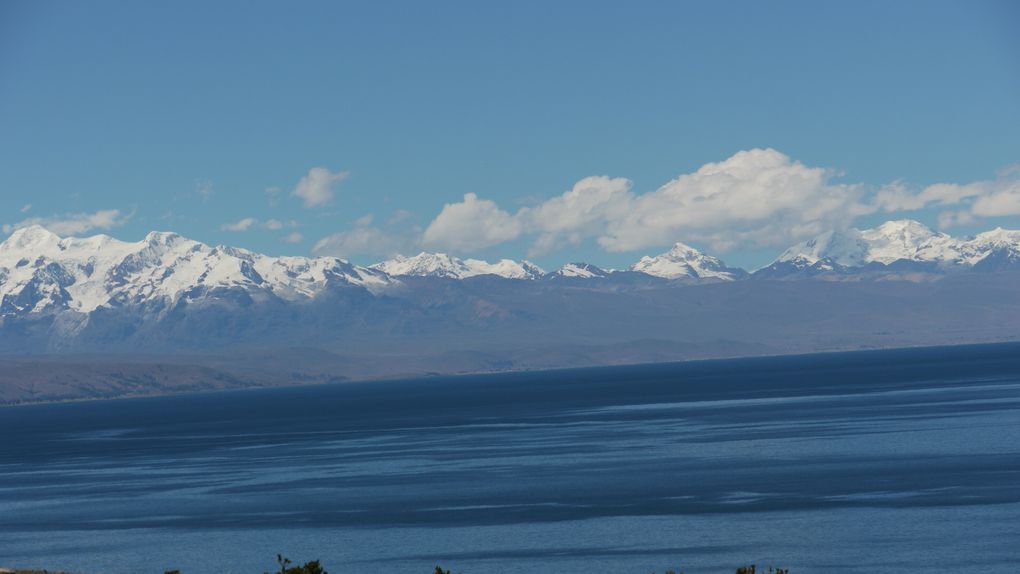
[0,225,393,317]
[773,220,960,267]
[761,220,1020,276]
[370,252,545,280]
[629,242,747,281]
[552,262,611,279]
[5,220,1020,324]
[966,228,1020,271]
[4,221,1020,380]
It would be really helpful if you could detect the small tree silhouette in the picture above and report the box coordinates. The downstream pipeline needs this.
[265,554,327,574]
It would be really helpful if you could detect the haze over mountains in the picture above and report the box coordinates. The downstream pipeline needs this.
[2,219,1020,403]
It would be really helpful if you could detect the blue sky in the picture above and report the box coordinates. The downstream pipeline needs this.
[1,0,1018,269]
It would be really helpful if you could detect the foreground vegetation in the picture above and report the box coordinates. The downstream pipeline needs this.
[6,557,789,574]
[171,556,789,574]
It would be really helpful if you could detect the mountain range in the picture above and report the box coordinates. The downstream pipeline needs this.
[2,219,1020,403]
[4,219,1019,319]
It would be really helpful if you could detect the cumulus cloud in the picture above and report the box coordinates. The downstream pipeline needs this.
[874,180,987,212]
[519,176,633,255]
[601,149,872,252]
[422,193,523,251]
[969,178,1020,217]
[871,168,1020,228]
[307,150,1020,260]
[291,167,350,208]
[3,209,132,236]
[417,149,870,255]
[312,210,423,259]
[313,227,411,259]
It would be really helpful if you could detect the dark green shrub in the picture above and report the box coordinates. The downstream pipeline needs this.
[265,554,327,574]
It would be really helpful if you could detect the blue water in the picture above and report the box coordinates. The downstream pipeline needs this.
[2,344,1020,573]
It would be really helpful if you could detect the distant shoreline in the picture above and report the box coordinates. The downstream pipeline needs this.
[4,338,1019,408]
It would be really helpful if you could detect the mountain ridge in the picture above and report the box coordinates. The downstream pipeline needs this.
[765,219,1020,274]
[5,220,1020,321]
[3,220,1020,382]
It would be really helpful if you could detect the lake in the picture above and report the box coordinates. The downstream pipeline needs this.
[2,344,1019,573]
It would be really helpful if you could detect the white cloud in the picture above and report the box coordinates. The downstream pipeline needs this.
[598,149,870,252]
[313,210,422,259]
[281,231,304,244]
[291,167,350,208]
[422,193,522,251]
[4,209,132,237]
[418,149,870,255]
[519,175,633,255]
[305,150,1020,260]
[20,204,31,213]
[970,178,1020,217]
[873,169,1020,227]
[220,218,295,232]
[221,217,258,232]
[874,180,987,212]
[313,227,410,259]
[937,209,975,229]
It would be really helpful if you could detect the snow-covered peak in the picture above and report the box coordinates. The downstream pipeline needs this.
[971,227,1020,248]
[630,242,744,281]
[769,220,1020,272]
[1,225,63,251]
[554,262,610,279]
[0,229,395,316]
[860,220,958,264]
[144,230,183,242]
[871,219,937,237]
[370,252,474,279]
[776,229,871,267]
[774,221,954,267]
[371,252,544,280]
[466,258,545,280]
